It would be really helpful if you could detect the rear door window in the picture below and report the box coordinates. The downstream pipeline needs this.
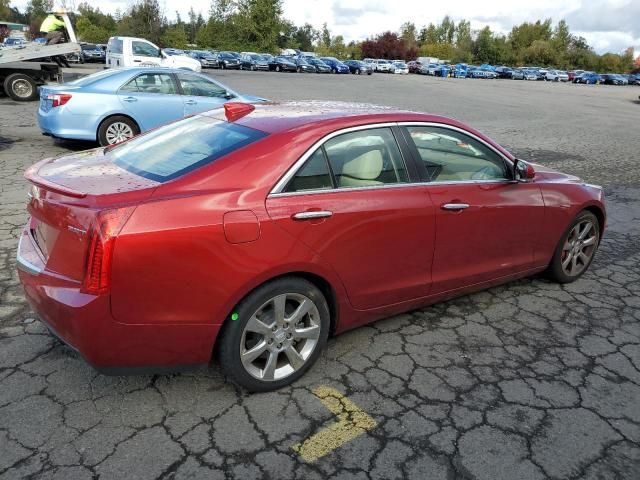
[109,116,267,182]
[120,73,177,94]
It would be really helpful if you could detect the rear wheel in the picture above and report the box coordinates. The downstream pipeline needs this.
[4,73,38,101]
[547,211,600,283]
[356,68,361,75]
[217,277,330,392]
[97,115,140,147]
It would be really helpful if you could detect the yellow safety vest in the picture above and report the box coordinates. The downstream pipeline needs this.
[40,15,65,33]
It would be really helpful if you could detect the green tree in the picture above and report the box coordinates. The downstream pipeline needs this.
[400,22,417,50]
[118,0,164,45]
[235,0,283,52]
[320,22,331,48]
[0,0,11,19]
[162,24,188,48]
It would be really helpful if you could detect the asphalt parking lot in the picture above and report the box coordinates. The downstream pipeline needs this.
[1,68,640,479]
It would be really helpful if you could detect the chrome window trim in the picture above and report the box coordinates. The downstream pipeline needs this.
[268,121,515,198]
[269,122,400,195]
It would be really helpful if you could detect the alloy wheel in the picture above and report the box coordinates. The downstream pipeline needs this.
[239,293,321,381]
[105,122,134,145]
[561,219,598,277]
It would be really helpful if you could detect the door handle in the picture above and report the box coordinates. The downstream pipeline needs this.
[441,203,469,211]
[133,59,141,62]
[122,96,137,102]
[292,211,333,220]
[184,99,197,105]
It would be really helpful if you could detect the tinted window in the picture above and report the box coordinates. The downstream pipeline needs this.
[132,41,159,57]
[406,126,509,182]
[324,128,409,188]
[82,44,97,50]
[177,73,228,97]
[120,73,177,94]
[285,149,333,192]
[109,116,267,182]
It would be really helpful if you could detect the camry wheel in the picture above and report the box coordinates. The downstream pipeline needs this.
[98,116,139,147]
[548,211,600,283]
[218,277,329,391]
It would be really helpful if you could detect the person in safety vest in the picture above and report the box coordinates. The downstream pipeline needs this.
[40,14,66,45]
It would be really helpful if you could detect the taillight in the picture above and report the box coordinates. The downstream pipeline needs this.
[81,207,135,295]
[49,93,72,108]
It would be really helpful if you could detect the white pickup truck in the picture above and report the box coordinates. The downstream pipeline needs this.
[0,11,80,101]
[105,36,201,72]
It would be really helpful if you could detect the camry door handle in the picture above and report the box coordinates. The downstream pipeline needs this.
[292,211,333,220]
[122,96,137,102]
[441,203,470,211]
[184,100,197,105]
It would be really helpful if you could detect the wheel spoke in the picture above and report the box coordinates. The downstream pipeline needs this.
[578,251,590,264]
[571,255,578,273]
[245,315,272,336]
[272,294,287,325]
[284,346,305,371]
[582,236,596,247]
[261,351,278,380]
[578,222,592,240]
[562,252,573,270]
[288,298,313,324]
[241,340,268,366]
[293,324,320,340]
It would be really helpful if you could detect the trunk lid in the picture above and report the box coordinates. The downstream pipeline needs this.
[25,148,158,281]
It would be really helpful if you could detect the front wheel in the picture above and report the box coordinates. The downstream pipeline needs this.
[97,115,140,147]
[217,277,330,392]
[547,211,600,283]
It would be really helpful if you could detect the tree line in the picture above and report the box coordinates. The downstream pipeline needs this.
[3,0,637,72]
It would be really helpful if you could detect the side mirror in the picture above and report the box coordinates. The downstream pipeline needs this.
[514,158,535,181]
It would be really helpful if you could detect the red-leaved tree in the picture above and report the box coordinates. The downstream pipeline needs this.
[361,31,418,59]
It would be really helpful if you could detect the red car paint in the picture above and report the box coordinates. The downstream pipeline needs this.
[17,102,606,372]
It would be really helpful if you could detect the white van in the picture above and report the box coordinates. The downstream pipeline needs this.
[106,36,201,72]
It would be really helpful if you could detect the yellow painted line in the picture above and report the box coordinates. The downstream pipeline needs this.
[292,385,377,462]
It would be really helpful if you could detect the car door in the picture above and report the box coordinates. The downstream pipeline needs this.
[176,72,232,116]
[266,126,436,310]
[117,72,184,131]
[400,124,545,294]
[130,39,162,66]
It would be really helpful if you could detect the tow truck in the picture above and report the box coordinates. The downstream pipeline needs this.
[0,11,80,101]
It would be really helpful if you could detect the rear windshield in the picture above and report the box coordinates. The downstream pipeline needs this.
[108,115,267,182]
[67,69,122,86]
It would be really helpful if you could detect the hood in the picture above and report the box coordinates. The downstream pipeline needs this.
[529,162,582,183]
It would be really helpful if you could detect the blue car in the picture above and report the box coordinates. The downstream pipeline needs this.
[38,67,266,146]
[319,57,350,74]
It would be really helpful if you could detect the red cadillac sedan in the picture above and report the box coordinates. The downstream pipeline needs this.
[17,101,605,391]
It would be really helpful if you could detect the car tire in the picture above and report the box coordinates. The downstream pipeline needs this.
[217,276,330,392]
[4,73,38,101]
[97,115,140,147]
[250,65,255,71]
[547,211,600,284]
[356,68,361,75]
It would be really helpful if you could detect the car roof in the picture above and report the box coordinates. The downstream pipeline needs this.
[208,101,454,135]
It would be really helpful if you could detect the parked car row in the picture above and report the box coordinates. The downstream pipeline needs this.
[405,60,640,85]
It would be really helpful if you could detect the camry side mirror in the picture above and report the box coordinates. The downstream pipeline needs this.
[514,158,535,181]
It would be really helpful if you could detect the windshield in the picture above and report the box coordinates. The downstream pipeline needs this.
[82,44,98,50]
[108,116,268,182]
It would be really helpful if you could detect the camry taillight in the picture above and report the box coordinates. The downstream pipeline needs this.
[49,93,72,107]
[82,207,135,295]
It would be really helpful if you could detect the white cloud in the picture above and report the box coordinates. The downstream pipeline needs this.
[10,0,639,55]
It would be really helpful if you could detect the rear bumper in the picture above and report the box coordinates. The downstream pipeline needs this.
[37,107,99,142]
[17,225,219,373]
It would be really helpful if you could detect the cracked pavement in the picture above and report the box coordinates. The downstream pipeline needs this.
[1,70,639,479]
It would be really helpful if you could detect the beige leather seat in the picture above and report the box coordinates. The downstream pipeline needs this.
[339,150,384,187]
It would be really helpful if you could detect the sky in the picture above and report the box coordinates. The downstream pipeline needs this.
[11,0,640,56]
